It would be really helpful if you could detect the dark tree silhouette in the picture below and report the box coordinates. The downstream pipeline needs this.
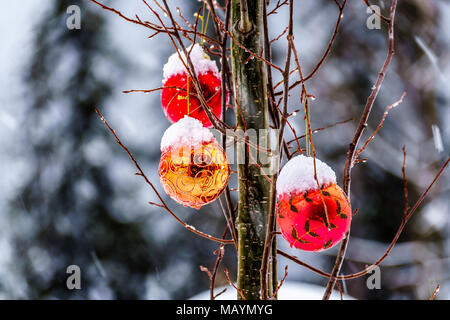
[3,0,448,300]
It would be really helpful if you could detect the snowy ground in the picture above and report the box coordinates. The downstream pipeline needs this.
[190,282,354,300]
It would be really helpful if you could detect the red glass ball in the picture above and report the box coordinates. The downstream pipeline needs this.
[161,71,222,128]
[277,184,352,251]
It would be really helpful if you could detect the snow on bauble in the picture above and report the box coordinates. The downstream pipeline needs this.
[158,116,230,209]
[276,155,352,251]
[161,44,222,128]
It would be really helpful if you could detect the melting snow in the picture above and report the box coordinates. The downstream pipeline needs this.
[160,116,215,151]
[276,155,336,195]
[162,44,219,83]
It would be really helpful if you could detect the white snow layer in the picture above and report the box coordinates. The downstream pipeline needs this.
[276,155,336,195]
[160,116,215,151]
[162,44,219,82]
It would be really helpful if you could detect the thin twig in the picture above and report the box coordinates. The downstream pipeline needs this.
[261,0,293,300]
[213,14,283,73]
[355,92,406,160]
[274,0,347,94]
[286,118,353,145]
[269,266,288,299]
[210,244,226,299]
[323,0,398,300]
[268,0,288,16]
[429,284,440,300]
[95,109,234,245]
[278,151,449,280]
[122,86,186,94]
[224,268,245,300]
[150,0,228,131]
[363,0,391,23]
[401,146,410,219]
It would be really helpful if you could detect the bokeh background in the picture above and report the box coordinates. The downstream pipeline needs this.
[0,0,449,299]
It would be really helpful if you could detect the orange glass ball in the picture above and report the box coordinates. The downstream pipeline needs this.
[158,141,230,209]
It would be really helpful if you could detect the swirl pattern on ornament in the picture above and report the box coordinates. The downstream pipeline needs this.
[159,142,230,209]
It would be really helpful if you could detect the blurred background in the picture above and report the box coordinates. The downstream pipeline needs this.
[0,0,448,300]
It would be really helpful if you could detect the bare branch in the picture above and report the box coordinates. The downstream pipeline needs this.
[279,154,449,281]
[210,244,226,299]
[355,92,406,160]
[323,0,398,300]
[269,266,288,299]
[224,268,246,300]
[260,0,293,301]
[274,0,347,95]
[429,284,440,300]
[95,109,234,245]
[286,118,353,145]
[267,0,288,16]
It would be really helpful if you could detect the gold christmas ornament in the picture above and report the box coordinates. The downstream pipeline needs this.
[158,116,230,209]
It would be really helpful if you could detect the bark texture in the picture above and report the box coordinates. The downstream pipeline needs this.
[231,0,276,300]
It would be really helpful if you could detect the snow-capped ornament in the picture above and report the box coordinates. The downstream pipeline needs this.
[276,155,352,251]
[158,116,230,209]
[161,44,222,128]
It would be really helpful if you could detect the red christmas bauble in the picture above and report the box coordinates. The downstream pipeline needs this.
[276,155,352,251]
[161,44,222,128]
[161,71,221,128]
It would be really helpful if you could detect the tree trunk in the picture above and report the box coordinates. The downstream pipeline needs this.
[231,0,276,300]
